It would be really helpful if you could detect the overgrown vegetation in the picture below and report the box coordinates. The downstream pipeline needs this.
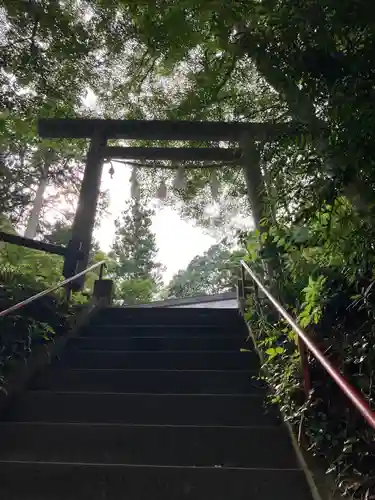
[0,241,88,388]
[0,214,103,386]
[244,196,375,498]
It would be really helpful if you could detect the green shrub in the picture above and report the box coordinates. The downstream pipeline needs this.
[244,198,375,498]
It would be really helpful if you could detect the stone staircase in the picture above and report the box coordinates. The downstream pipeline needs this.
[0,307,314,499]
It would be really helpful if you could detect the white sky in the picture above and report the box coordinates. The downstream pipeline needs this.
[95,163,215,283]
[80,91,220,283]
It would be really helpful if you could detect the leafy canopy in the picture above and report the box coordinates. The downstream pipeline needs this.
[167,241,245,298]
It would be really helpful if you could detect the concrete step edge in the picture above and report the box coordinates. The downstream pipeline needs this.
[24,391,264,397]
[72,335,246,342]
[0,422,277,430]
[89,325,242,329]
[67,350,249,353]
[35,368,257,373]
[0,460,302,471]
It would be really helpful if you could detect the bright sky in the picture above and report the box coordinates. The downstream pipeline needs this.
[95,163,216,283]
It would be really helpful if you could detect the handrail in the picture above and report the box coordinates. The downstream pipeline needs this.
[0,260,106,318]
[240,260,375,430]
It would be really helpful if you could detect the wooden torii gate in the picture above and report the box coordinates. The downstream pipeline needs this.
[38,118,304,289]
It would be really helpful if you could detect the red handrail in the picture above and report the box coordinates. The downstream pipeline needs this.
[0,260,106,318]
[240,260,375,430]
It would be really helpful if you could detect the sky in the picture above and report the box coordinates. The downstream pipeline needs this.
[81,91,217,284]
[94,162,216,283]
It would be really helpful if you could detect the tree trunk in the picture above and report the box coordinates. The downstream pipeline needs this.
[239,34,321,127]
[24,164,49,239]
[240,139,277,286]
[240,139,265,231]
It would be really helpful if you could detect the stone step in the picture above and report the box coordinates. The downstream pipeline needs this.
[0,422,299,468]
[3,392,278,426]
[0,462,313,500]
[61,350,256,370]
[30,368,261,394]
[0,306,315,500]
[69,336,250,351]
[92,307,246,327]
[82,324,246,338]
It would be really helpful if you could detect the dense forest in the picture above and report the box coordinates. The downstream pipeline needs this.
[1,0,375,496]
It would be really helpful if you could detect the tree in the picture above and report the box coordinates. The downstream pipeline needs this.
[43,214,99,253]
[167,242,245,298]
[22,146,88,239]
[42,214,108,292]
[110,198,162,304]
[1,1,91,225]
[115,278,156,306]
[43,219,75,248]
[86,0,375,235]
[0,0,118,234]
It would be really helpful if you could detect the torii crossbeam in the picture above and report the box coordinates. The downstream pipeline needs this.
[38,118,311,288]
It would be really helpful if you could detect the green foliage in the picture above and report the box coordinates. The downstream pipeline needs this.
[115,278,156,306]
[167,241,245,298]
[244,194,375,498]
[85,0,375,239]
[298,275,327,328]
[110,198,162,304]
[43,216,101,255]
[43,219,76,247]
[0,214,105,384]
[0,0,113,228]
[0,255,71,384]
[0,241,65,288]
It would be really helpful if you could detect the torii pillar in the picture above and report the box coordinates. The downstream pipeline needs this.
[38,117,311,291]
[64,133,107,289]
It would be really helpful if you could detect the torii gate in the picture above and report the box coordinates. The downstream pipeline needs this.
[38,118,306,289]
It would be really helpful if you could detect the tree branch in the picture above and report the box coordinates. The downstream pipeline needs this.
[237,32,322,127]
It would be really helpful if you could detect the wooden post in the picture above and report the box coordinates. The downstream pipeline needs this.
[68,133,107,289]
[238,266,246,315]
[93,279,114,306]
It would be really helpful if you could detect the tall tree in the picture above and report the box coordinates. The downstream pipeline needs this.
[43,216,99,254]
[0,0,121,232]
[167,242,245,298]
[110,198,162,304]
